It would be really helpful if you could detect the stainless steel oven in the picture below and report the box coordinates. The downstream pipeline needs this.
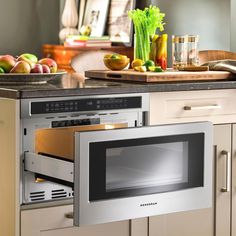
[20,93,213,227]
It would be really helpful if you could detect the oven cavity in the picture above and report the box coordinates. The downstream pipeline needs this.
[21,94,147,205]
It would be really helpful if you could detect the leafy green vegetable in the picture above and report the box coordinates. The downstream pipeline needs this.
[128,6,165,62]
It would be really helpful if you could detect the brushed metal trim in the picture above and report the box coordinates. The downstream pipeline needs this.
[184,104,221,111]
[24,152,73,183]
[221,150,231,192]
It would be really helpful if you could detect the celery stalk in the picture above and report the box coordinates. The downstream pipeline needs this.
[128,6,165,61]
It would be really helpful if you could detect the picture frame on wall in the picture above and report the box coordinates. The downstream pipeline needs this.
[80,0,110,37]
[106,0,136,46]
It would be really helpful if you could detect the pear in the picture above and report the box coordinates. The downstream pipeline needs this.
[10,61,31,73]
[17,53,38,69]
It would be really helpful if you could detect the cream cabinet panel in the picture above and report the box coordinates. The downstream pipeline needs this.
[34,223,129,236]
[149,90,236,125]
[149,208,213,236]
[130,218,148,236]
[21,205,131,236]
[0,99,20,236]
[232,124,236,236]
[214,124,231,236]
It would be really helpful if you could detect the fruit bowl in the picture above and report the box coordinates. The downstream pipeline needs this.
[103,55,130,71]
[0,70,66,84]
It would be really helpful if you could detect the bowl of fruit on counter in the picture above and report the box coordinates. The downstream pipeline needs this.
[103,54,130,71]
[0,53,66,84]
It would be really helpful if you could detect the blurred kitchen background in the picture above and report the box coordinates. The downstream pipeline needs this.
[0,0,235,57]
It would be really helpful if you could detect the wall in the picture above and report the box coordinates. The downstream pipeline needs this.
[143,0,232,65]
[231,0,236,51]
[151,0,230,50]
[0,0,60,57]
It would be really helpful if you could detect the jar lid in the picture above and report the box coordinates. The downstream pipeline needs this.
[172,35,188,43]
[188,35,199,42]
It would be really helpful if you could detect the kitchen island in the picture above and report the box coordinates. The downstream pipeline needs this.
[1,74,236,236]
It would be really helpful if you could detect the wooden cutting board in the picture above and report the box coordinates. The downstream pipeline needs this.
[85,69,234,82]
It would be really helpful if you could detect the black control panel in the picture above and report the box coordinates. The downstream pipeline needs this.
[52,118,100,128]
[31,97,142,115]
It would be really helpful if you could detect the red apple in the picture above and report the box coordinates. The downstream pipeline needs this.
[38,58,57,73]
[0,55,16,72]
[41,64,50,73]
[10,61,31,73]
[31,64,43,73]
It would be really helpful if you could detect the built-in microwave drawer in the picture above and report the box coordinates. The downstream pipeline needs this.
[24,121,213,227]
[149,89,236,125]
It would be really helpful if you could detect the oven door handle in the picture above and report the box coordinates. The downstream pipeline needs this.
[221,150,231,193]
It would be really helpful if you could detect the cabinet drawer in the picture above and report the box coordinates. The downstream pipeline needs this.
[21,205,130,236]
[150,89,236,125]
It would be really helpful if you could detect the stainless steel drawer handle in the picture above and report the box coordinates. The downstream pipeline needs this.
[184,104,221,111]
[65,212,74,219]
[221,150,231,193]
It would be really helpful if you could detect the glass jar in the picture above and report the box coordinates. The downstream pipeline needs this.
[187,35,199,66]
[172,35,188,69]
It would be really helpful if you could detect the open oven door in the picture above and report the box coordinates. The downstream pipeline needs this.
[73,121,213,226]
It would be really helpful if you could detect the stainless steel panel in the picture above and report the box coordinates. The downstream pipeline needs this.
[24,152,73,183]
[74,121,213,226]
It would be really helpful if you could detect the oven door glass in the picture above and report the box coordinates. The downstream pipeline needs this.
[89,133,203,201]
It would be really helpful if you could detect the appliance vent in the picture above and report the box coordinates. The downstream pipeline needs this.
[140,202,158,207]
[51,189,67,199]
[30,191,45,201]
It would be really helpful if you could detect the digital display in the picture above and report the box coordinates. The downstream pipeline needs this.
[31,97,142,114]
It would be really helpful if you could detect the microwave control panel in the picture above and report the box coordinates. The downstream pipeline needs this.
[30,96,142,115]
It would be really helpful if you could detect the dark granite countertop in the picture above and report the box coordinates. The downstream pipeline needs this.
[1,73,236,99]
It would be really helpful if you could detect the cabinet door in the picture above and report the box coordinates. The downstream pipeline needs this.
[0,99,20,236]
[149,208,213,236]
[232,125,236,236]
[214,124,231,236]
[149,124,232,236]
[21,205,147,236]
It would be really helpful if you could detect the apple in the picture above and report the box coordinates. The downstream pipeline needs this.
[38,58,57,73]
[0,55,16,72]
[41,64,50,73]
[31,64,43,73]
[17,53,38,69]
[10,61,31,73]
